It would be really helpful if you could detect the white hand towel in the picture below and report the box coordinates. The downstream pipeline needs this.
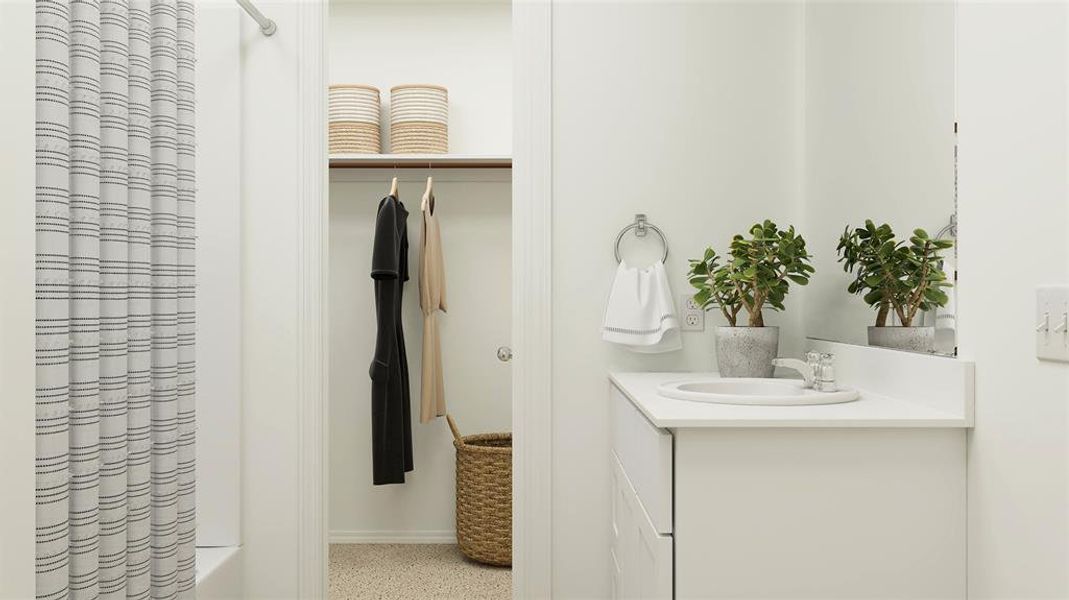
[602,261,682,353]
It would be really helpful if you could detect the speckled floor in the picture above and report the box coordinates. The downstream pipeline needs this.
[329,544,511,600]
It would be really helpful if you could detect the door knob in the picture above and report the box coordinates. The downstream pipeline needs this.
[496,346,513,362]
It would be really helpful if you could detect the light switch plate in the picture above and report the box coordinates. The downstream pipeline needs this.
[680,294,705,332]
[1036,285,1069,362]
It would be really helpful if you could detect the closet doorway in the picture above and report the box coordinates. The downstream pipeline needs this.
[326,1,515,598]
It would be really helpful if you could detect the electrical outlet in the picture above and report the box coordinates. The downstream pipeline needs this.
[1036,285,1069,362]
[680,294,705,332]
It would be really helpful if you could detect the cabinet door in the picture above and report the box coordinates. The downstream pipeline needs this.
[612,451,673,600]
[611,386,673,534]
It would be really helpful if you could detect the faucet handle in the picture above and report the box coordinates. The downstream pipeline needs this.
[814,353,837,392]
[805,351,822,377]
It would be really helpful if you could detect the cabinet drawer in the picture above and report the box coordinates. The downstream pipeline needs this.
[611,383,673,534]
[611,452,673,600]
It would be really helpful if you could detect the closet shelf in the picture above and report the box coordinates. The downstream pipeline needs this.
[329,154,512,169]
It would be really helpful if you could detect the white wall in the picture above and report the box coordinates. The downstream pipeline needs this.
[328,171,511,541]
[802,1,957,347]
[957,4,1069,597]
[329,1,511,155]
[239,1,327,597]
[550,2,804,596]
[0,0,37,597]
[195,0,243,549]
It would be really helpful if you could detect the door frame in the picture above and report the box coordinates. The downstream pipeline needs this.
[295,0,329,597]
[511,1,554,597]
[295,1,554,597]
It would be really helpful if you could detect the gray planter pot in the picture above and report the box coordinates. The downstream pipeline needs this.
[867,326,935,353]
[714,326,780,378]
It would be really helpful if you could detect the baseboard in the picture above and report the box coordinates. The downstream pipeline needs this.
[329,530,457,544]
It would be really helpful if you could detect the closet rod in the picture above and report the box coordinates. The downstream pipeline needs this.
[236,0,277,36]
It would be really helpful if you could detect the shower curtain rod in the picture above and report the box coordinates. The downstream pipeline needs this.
[236,0,277,36]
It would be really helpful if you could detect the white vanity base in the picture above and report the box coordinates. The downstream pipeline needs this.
[610,372,969,600]
[675,427,965,599]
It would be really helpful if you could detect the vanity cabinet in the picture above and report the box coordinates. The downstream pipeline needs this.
[610,385,673,599]
[610,454,672,599]
[609,380,967,600]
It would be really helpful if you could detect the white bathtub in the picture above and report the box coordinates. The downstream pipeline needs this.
[196,546,243,599]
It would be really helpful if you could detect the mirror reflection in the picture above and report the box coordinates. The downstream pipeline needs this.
[802,1,957,355]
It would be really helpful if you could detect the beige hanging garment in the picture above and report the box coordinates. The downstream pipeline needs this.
[419,179,448,422]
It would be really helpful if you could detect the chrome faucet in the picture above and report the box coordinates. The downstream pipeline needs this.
[772,352,838,392]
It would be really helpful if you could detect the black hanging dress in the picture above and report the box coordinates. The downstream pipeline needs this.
[369,195,414,485]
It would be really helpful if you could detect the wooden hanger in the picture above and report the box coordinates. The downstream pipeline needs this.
[388,176,398,198]
[421,176,434,211]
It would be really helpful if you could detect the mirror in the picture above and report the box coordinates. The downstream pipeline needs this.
[802,1,957,355]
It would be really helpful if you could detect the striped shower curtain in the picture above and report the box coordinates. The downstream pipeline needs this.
[35,0,196,598]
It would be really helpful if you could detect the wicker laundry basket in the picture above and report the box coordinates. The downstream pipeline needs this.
[328,84,381,154]
[389,84,448,154]
[446,414,512,567]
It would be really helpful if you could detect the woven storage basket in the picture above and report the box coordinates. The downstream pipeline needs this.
[390,84,448,154]
[447,415,511,567]
[329,84,381,153]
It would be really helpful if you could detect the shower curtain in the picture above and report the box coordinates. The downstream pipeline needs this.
[36,0,196,598]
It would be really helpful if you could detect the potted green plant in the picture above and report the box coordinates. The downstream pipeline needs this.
[836,220,954,352]
[687,220,814,377]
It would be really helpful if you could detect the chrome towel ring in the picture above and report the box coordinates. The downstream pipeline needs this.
[614,214,669,264]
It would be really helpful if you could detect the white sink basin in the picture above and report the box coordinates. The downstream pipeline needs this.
[657,378,860,406]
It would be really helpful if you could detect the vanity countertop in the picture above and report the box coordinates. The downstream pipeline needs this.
[610,371,971,429]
